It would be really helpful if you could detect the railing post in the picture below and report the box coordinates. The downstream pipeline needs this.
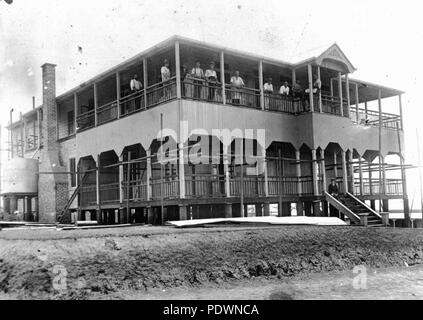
[262,145,269,197]
[178,143,185,199]
[355,83,360,123]
[146,149,152,201]
[295,150,302,196]
[320,149,327,193]
[381,155,387,195]
[348,150,354,193]
[259,60,264,110]
[368,160,373,195]
[358,154,364,196]
[317,65,322,113]
[94,83,98,127]
[126,151,131,223]
[378,88,383,196]
[240,139,244,218]
[364,101,368,120]
[220,51,226,105]
[341,149,348,193]
[96,154,101,224]
[307,64,314,112]
[119,153,124,205]
[223,144,231,197]
[338,72,343,117]
[278,149,283,216]
[175,41,182,99]
[333,151,338,182]
[345,73,351,118]
[312,149,319,195]
[292,69,297,113]
[143,58,148,109]
[116,71,121,119]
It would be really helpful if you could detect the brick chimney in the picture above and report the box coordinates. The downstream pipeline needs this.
[38,63,67,223]
[41,63,58,149]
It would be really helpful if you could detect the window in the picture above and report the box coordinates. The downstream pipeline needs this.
[68,110,75,135]
[69,158,76,187]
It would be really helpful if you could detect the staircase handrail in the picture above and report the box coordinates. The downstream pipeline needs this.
[325,191,361,224]
[346,192,381,219]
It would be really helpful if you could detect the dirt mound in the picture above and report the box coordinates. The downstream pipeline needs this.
[0,226,422,299]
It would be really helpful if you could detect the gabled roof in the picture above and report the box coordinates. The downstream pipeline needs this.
[315,43,356,73]
[294,43,356,73]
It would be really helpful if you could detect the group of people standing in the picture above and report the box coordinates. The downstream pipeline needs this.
[181,61,219,101]
[128,59,322,109]
[263,75,322,109]
[180,61,249,104]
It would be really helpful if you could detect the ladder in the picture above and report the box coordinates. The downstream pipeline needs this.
[57,173,89,224]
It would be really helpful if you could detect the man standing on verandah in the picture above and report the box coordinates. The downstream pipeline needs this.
[230,70,245,105]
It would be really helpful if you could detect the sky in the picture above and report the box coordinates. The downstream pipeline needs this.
[1,0,423,210]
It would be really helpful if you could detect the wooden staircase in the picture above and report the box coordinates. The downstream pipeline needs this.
[325,192,384,227]
[57,173,89,224]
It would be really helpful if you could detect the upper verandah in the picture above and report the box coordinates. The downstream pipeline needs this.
[12,35,404,133]
[54,35,403,101]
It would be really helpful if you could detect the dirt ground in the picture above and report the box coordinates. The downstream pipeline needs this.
[0,224,422,300]
[117,264,423,300]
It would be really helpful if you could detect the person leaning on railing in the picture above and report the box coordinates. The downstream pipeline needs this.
[279,81,290,99]
[191,61,205,99]
[205,61,218,101]
[263,77,274,109]
[230,70,245,105]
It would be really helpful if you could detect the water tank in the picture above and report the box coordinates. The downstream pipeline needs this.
[1,158,39,194]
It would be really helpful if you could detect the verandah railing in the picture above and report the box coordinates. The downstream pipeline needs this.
[147,77,177,107]
[120,90,145,117]
[353,178,403,196]
[76,78,177,132]
[150,176,180,200]
[182,78,224,104]
[122,180,148,202]
[225,86,260,109]
[76,109,95,132]
[97,101,118,125]
[349,108,402,129]
[229,175,266,197]
[184,174,225,198]
[267,176,321,196]
[264,93,296,113]
[79,174,328,206]
[76,78,401,133]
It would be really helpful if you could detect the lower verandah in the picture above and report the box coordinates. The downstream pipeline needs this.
[75,141,404,224]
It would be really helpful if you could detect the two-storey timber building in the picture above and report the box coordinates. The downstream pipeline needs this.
[1,36,411,226]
